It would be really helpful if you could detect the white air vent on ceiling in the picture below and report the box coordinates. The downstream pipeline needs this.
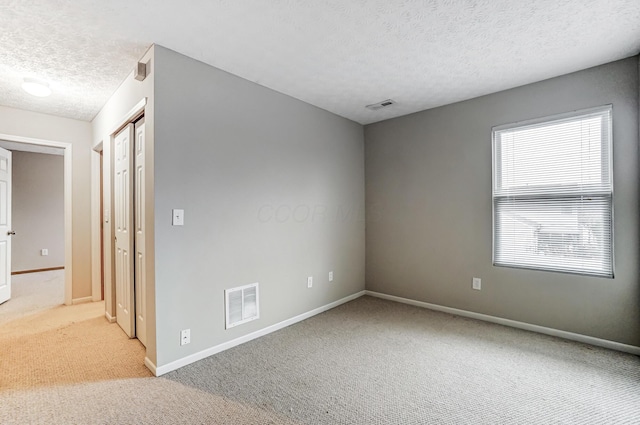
[365,99,396,111]
[225,282,259,329]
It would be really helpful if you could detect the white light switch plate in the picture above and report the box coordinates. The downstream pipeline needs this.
[472,277,481,290]
[172,209,185,226]
[41,249,48,256]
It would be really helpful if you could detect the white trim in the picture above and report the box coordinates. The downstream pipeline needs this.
[0,133,71,149]
[151,290,366,376]
[0,133,73,306]
[105,311,116,323]
[492,104,613,132]
[108,98,147,137]
[144,357,157,375]
[365,291,640,356]
[91,149,102,302]
[72,296,93,305]
[63,145,73,305]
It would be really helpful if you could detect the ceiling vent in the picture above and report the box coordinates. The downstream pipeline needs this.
[225,282,259,329]
[365,99,396,111]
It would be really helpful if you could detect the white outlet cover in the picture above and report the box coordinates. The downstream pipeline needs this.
[180,329,191,345]
[329,271,334,282]
[172,209,185,226]
[307,276,313,288]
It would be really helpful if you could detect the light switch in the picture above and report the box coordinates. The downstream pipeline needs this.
[472,277,481,290]
[172,209,184,226]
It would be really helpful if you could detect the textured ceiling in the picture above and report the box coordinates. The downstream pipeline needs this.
[1,0,639,124]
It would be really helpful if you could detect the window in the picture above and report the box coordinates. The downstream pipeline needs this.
[492,106,613,277]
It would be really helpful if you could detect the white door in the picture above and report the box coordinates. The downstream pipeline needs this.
[114,125,135,337]
[134,118,147,346]
[0,147,12,305]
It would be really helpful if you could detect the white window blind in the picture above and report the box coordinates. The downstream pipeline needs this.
[492,106,613,277]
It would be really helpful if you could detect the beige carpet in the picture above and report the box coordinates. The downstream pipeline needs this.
[0,301,151,391]
[0,298,302,424]
[2,296,639,424]
[1,302,292,424]
[0,270,64,324]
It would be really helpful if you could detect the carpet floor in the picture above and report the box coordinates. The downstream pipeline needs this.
[165,296,640,424]
[0,270,65,324]
[1,296,639,424]
[0,301,151,391]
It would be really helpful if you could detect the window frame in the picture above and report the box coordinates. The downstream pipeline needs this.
[491,105,614,278]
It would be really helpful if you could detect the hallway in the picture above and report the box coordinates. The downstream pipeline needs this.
[0,298,150,392]
[0,270,64,325]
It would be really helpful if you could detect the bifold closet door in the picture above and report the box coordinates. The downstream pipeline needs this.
[114,124,135,338]
[134,118,147,346]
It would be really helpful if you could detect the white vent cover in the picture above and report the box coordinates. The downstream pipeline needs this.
[365,99,396,111]
[225,282,259,329]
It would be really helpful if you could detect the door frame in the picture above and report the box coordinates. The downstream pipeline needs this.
[0,133,73,305]
[91,98,146,322]
[91,142,104,304]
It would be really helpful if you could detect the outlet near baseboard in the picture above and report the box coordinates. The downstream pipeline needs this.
[180,329,191,346]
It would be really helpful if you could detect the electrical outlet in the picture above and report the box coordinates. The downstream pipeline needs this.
[307,276,313,288]
[472,277,481,291]
[180,329,191,346]
[41,249,48,256]
[172,209,185,226]
[329,271,334,282]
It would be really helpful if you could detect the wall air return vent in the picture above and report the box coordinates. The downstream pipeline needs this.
[225,282,260,329]
[365,99,396,111]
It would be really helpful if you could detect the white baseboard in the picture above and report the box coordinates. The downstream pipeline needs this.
[152,290,366,376]
[365,290,640,356]
[105,311,116,323]
[144,357,157,375]
[72,296,93,305]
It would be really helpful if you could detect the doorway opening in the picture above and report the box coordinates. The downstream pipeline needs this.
[0,133,75,308]
[0,144,65,322]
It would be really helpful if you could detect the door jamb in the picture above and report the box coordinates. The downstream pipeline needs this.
[91,142,103,302]
[0,133,73,305]
[91,98,147,321]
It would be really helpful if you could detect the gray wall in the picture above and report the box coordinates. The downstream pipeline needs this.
[365,56,640,346]
[153,46,365,366]
[12,151,64,272]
